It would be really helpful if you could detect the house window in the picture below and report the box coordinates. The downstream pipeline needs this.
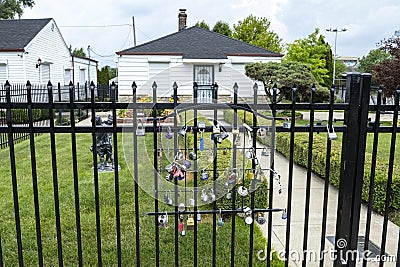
[0,64,7,85]
[41,64,50,83]
[64,69,72,85]
[80,69,86,86]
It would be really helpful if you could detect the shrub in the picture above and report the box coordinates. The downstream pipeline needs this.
[11,109,41,124]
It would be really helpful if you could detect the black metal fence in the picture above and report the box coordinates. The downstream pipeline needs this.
[0,82,116,149]
[0,74,399,267]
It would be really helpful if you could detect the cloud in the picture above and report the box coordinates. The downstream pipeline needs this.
[21,0,400,66]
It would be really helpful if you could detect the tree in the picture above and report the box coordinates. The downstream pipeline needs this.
[195,20,210,30]
[98,66,111,85]
[358,48,390,73]
[212,21,232,37]
[372,37,400,97]
[232,15,283,53]
[0,0,34,19]
[245,61,330,102]
[97,65,117,85]
[284,29,332,88]
[69,46,87,58]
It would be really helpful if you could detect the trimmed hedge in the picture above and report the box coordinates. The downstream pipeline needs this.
[224,109,400,214]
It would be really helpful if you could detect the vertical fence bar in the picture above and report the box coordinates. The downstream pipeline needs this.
[212,82,218,267]
[5,81,24,267]
[27,81,44,267]
[193,82,199,267]
[248,83,258,266]
[379,87,400,267]
[69,81,83,266]
[334,73,362,267]
[284,85,297,267]
[230,83,238,267]
[173,82,179,267]
[349,74,371,263]
[266,84,278,267]
[319,85,335,267]
[58,83,62,126]
[110,82,122,267]
[152,82,160,267]
[131,82,141,267]
[90,81,103,266]
[301,85,315,267]
[362,87,382,267]
[47,81,64,266]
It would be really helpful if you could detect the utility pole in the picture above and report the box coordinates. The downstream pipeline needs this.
[326,28,347,85]
[132,16,137,47]
[87,45,91,85]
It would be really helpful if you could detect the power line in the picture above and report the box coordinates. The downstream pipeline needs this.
[60,24,132,28]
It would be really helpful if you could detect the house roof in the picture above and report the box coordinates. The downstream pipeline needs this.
[0,18,52,51]
[117,26,283,59]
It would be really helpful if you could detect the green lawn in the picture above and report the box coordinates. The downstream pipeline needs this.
[0,132,283,266]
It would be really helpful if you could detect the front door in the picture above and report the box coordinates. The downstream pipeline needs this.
[194,65,214,103]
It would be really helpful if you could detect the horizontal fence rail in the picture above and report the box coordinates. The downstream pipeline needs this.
[0,76,399,267]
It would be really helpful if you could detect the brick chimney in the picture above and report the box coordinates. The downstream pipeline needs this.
[178,9,187,31]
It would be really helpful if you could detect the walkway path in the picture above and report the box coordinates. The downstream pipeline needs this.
[200,110,399,266]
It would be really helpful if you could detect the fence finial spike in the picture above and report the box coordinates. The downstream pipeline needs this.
[152,81,157,90]
[90,81,95,88]
[253,83,258,90]
[131,81,137,89]
[26,80,31,87]
[47,80,52,87]
[69,81,73,87]
[311,84,316,92]
[5,80,10,87]
[173,82,178,90]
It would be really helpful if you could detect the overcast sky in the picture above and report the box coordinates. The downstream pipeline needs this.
[22,0,400,67]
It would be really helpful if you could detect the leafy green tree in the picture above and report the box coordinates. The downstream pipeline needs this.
[284,28,332,87]
[334,61,347,79]
[245,61,330,102]
[98,66,111,85]
[69,45,87,57]
[358,48,390,73]
[0,0,34,19]
[232,15,283,53]
[212,21,232,37]
[195,20,210,30]
[373,37,400,97]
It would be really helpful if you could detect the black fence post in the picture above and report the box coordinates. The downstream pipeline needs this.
[334,72,363,266]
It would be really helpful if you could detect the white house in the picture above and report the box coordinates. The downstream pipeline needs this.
[116,10,283,102]
[0,18,97,86]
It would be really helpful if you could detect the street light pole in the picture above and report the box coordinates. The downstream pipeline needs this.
[326,28,347,85]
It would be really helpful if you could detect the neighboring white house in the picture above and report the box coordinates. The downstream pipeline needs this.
[0,18,97,86]
[116,10,283,102]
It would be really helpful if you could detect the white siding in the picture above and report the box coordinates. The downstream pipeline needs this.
[117,54,282,98]
[24,19,71,84]
[0,52,25,84]
[117,55,150,96]
[73,56,98,85]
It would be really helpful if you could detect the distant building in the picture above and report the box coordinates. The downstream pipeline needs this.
[337,56,359,71]
[0,18,97,86]
[116,9,283,102]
